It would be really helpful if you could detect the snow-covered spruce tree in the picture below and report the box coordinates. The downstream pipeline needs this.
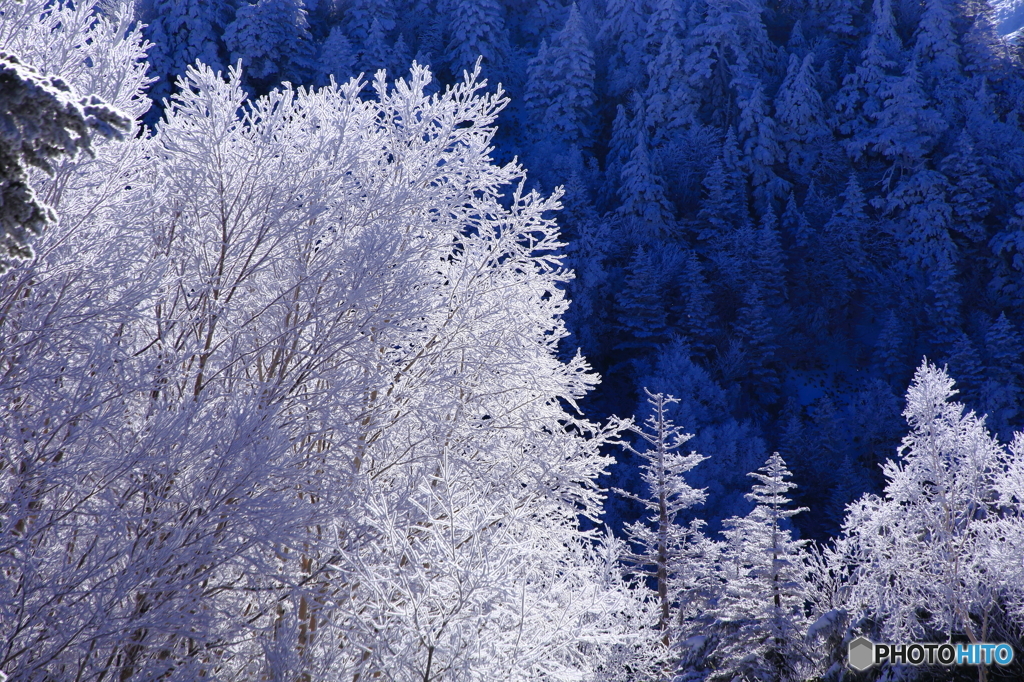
[0,7,637,677]
[224,0,316,87]
[0,0,138,277]
[712,452,810,682]
[0,51,126,271]
[140,0,234,102]
[343,0,397,45]
[614,389,710,680]
[0,0,148,270]
[442,0,509,77]
[316,25,356,86]
[838,361,1012,651]
[774,53,829,176]
[982,312,1024,438]
[523,2,595,148]
[599,0,646,96]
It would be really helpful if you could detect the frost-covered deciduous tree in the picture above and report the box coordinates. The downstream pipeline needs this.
[0,6,637,678]
[838,361,1009,646]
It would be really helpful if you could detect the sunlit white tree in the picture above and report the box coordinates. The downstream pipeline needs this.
[713,453,809,682]
[838,361,1009,647]
[615,389,710,680]
[0,4,636,679]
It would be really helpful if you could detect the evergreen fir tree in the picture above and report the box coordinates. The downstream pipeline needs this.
[944,331,985,405]
[600,0,647,95]
[777,399,806,467]
[644,338,731,431]
[525,4,596,146]
[826,0,860,39]
[755,204,788,306]
[941,132,993,243]
[913,0,961,83]
[983,312,1024,436]
[774,53,829,176]
[443,0,509,75]
[734,283,780,405]
[882,168,956,272]
[697,157,733,241]
[866,59,947,170]
[828,453,870,534]
[850,378,904,479]
[563,173,614,360]
[616,389,709,677]
[824,173,868,251]
[524,38,552,118]
[617,246,670,356]
[344,0,396,45]
[644,25,696,142]
[737,80,788,208]
[834,0,900,147]
[962,5,1010,78]
[643,0,685,64]
[926,250,963,345]
[716,217,757,296]
[411,13,446,68]
[606,102,634,189]
[618,123,677,239]
[359,18,392,74]
[316,25,356,85]
[389,33,411,76]
[800,178,834,225]
[780,191,812,249]
[684,0,774,125]
[786,19,806,52]
[143,0,233,101]
[224,0,316,86]
[521,0,565,39]
[875,310,908,383]
[809,395,845,502]
[714,453,810,682]
[989,182,1024,307]
[822,173,869,301]
[679,251,718,362]
[697,129,748,239]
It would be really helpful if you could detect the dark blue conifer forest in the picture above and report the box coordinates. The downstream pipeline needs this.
[138,0,1024,543]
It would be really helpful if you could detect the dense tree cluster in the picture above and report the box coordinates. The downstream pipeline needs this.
[5,0,1024,680]
[128,0,1024,544]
